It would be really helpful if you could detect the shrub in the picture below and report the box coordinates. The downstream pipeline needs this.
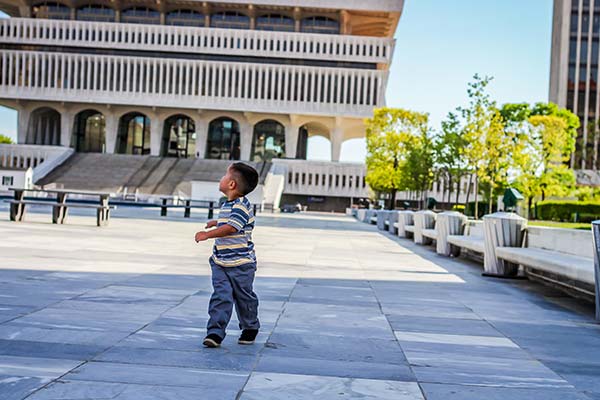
[536,200,600,222]
[0,134,13,144]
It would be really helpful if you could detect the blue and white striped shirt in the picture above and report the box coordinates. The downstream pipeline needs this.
[212,196,256,267]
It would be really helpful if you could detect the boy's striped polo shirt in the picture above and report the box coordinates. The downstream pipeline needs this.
[212,196,256,267]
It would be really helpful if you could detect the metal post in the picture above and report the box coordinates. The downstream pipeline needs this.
[184,200,191,218]
[253,204,258,215]
[208,201,214,219]
[591,221,600,321]
[161,198,167,217]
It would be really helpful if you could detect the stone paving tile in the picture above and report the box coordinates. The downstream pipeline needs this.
[95,346,257,371]
[0,375,50,400]
[27,379,243,399]
[254,354,415,381]
[65,361,248,389]
[239,372,424,400]
[420,383,591,400]
[1,211,600,399]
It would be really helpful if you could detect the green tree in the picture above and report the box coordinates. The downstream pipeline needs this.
[435,112,469,206]
[459,75,513,216]
[501,102,578,217]
[365,108,432,209]
[0,134,13,144]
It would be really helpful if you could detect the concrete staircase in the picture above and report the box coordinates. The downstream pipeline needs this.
[38,153,272,196]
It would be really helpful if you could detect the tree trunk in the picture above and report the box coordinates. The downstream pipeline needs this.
[465,174,473,206]
[474,176,479,219]
[455,174,461,206]
[389,189,397,210]
[488,183,494,214]
[528,196,533,220]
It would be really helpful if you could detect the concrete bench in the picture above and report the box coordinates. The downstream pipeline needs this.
[447,221,485,256]
[388,211,399,234]
[414,210,436,245]
[422,229,437,240]
[396,210,415,238]
[496,227,595,297]
[6,200,114,227]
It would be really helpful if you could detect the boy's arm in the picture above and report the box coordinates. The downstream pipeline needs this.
[195,224,236,242]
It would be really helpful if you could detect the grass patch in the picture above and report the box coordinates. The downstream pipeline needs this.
[528,220,591,230]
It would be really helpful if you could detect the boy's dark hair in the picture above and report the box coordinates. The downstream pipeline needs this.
[230,162,259,195]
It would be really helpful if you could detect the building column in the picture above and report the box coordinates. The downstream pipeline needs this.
[150,114,164,156]
[285,123,300,159]
[19,5,31,17]
[293,7,301,32]
[194,117,209,158]
[331,127,343,162]
[240,122,253,161]
[17,108,31,144]
[104,112,119,154]
[60,110,74,148]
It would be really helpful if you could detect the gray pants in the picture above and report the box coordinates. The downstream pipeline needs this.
[207,258,260,339]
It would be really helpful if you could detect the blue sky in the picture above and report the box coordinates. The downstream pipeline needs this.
[0,0,553,162]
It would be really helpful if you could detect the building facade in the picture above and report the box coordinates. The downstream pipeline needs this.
[550,0,600,170]
[0,0,403,168]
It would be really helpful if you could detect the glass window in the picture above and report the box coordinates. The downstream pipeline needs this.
[121,7,160,25]
[206,118,240,160]
[72,110,106,153]
[76,4,115,22]
[581,39,589,61]
[117,113,151,155]
[251,120,285,162]
[166,9,205,27]
[570,39,578,62]
[256,14,295,32]
[2,176,14,186]
[583,13,591,34]
[33,2,71,20]
[571,12,579,33]
[210,11,250,30]
[162,115,196,158]
[301,16,340,34]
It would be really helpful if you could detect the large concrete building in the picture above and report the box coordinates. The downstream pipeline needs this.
[0,0,403,210]
[550,0,600,170]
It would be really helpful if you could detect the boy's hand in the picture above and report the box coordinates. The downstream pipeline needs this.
[195,231,210,242]
[205,220,218,229]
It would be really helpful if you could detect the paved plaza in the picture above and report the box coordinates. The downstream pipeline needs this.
[0,208,599,399]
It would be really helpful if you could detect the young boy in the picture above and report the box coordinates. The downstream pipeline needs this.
[194,162,260,348]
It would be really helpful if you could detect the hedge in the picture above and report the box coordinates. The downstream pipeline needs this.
[536,201,600,222]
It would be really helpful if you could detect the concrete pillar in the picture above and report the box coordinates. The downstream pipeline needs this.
[17,108,31,144]
[331,127,343,162]
[285,123,300,159]
[150,115,164,156]
[436,211,467,256]
[194,117,209,159]
[104,113,119,154]
[483,212,527,277]
[18,5,31,17]
[293,7,301,32]
[60,110,74,148]
[240,121,253,161]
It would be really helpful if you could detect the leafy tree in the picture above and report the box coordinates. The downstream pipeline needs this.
[501,102,578,217]
[435,112,469,206]
[0,134,13,144]
[365,108,432,209]
[459,75,514,216]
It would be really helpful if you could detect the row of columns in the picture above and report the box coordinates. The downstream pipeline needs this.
[16,106,348,162]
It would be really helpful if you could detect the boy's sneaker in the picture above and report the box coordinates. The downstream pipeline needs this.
[238,329,259,345]
[203,334,223,348]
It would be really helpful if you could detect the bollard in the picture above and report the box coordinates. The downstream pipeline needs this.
[253,204,258,215]
[397,210,415,238]
[591,221,600,321]
[184,200,191,218]
[161,198,168,217]
[414,210,436,245]
[436,211,467,256]
[483,212,527,277]
[388,211,399,234]
[208,201,214,219]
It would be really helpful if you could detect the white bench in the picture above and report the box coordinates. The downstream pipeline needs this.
[496,226,595,297]
[447,221,485,256]
[422,228,437,241]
